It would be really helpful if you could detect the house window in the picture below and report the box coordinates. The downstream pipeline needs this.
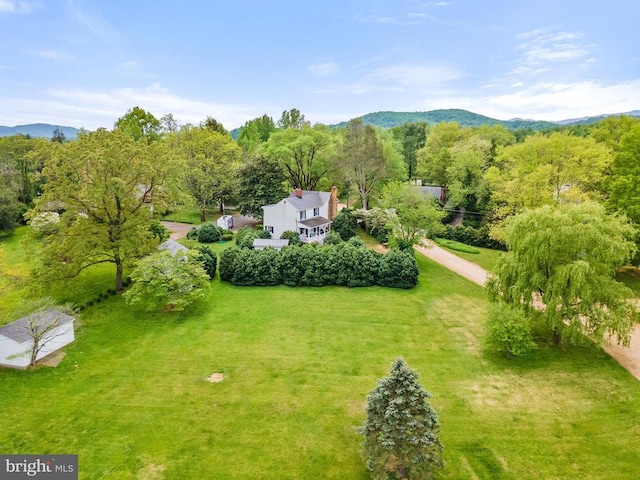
[299,210,306,220]
[313,207,319,217]
[264,226,274,234]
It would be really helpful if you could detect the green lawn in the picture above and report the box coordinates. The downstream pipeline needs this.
[162,207,225,225]
[1,237,640,478]
[437,242,505,272]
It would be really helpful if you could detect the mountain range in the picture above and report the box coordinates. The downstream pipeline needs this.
[0,123,81,139]
[2,109,640,140]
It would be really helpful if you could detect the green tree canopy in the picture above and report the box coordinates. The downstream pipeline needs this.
[487,202,638,346]
[338,119,388,210]
[237,114,276,153]
[114,106,162,143]
[236,154,287,218]
[277,108,308,130]
[486,131,612,240]
[359,358,444,480]
[123,250,209,311]
[264,124,335,190]
[416,121,469,185]
[167,125,242,221]
[379,182,445,246]
[30,129,174,291]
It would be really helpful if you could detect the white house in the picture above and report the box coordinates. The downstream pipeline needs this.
[0,309,75,369]
[262,187,339,244]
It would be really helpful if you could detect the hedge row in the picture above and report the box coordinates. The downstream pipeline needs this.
[440,224,506,251]
[219,243,419,289]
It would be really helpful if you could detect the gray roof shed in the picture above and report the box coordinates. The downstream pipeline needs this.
[0,309,75,344]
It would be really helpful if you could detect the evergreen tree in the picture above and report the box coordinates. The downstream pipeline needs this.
[359,358,444,480]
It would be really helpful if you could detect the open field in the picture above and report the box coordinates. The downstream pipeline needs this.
[1,233,640,479]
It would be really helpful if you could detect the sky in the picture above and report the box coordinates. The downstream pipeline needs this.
[0,0,639,130]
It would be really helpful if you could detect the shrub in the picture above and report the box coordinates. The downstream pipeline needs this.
[332,209,357,240]
[486,302,537,357]
[219,247,241,282]
[186,227,199,240]
[149,221,169,242]
[256,229,272,239]
[197,222,223,243]
[30,212,60,237]
[280,230,302,246]
[323,231,342,245]
[347,236,365,249]
[196,245,217,280]
[236,226,259,249]
[378,250,419,289]
[221,233,234,242]
[441,224,506,251]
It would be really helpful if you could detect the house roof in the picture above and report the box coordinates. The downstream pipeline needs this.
[0,309,74,344]
[281,190,331,211]
[158,239,190,256]
[299,216,331,228]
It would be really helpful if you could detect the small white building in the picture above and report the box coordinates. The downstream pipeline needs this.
[262,187,339,244]
[0,309,75,369]
[217,215,234,230]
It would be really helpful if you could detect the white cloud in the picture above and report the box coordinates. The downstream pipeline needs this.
[0,0,39,14]
[0,84,277,130]
[516,29,592,66]
[368,63,464,89]
[308,62,340,77]
[425,79,640,121]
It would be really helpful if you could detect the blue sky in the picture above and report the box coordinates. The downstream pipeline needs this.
[1,0,638,129]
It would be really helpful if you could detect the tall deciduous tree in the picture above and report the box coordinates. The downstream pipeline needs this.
[338,119,387,210]
[277,108,308,130]
[236,154,287,218]
[237,114,276,153]
[605,123,640,224]
[30,129,173,291]
[0,134,46,205]
[392,122,429,179]
[359,358,444,480]
[114,106,162,143]
[416,121,468,185]
[202,116,229,136]
[487,202,638,346]
[379,182,445,246]
[486,131,612,240]
[168,125,242,221]
[264,124,335,190]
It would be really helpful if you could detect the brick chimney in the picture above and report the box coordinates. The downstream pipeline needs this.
[328,186,338,221]
[294,188,303,198]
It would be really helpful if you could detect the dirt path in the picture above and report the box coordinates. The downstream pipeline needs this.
[416,242,640,381]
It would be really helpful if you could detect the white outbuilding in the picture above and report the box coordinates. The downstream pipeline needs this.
[0,309,75,369]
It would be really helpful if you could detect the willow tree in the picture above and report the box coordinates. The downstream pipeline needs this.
[30,129,174,291]
[487,202,638,346]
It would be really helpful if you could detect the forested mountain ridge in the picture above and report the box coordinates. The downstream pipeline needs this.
[0,123,81,139]
[328,109,640,130]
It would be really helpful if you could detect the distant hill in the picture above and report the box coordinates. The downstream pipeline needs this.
[556,110,640,126]
[327,109,640,131]
[328,109,559,130]
[0,123,81,139]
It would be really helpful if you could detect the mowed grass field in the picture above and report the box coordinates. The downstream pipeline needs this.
[1,229,640,479]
